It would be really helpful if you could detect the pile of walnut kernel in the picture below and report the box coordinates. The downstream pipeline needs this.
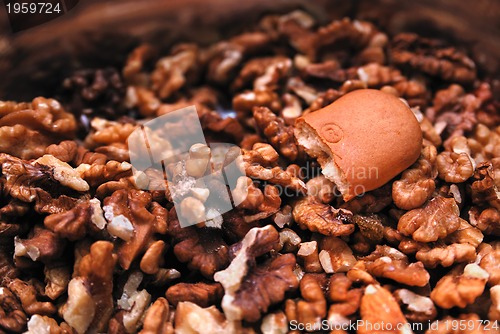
[0,9,499,334]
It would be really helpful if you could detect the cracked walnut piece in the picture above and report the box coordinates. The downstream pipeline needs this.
[175,301,255,334]
[285,274,328,331]
[436,151,474,183]
[0,286,27,333]
[44,198,106,241]
[253,106,299,161]
[25,315,75,334]
[327,273,362,317]
[391,33,476,84]
[318,236,357,274]
[242,143,306,193]
[392,145,437,210]
[214,225,298,322]
[394,289,437,323]
[113,271,152,333]
[62,241,117,333]
[7,278,56,316]
[477,242,500,287]
[293,197,355,236]
[0,97,77,160]
[140,297,173,334]
[398,196,461,242]
[103,189,167,270]
[431,263,489,309]
[168,208,229,278]
[360,245,430,287]
[166,282,223,308]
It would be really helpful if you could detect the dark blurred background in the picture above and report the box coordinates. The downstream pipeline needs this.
[0,0,499,100]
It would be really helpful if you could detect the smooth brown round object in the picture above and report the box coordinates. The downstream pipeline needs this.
[295,89,422,201]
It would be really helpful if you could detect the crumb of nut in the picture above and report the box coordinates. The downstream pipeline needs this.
[394,289,437,322]
[62,277,95,334]
[297,241,322,273]
[14,236,40,262]
[278,228,301,253]
[25,314,75,334]
[115,272,152,333]
[318,236,356,274]
[44,263,71,300]
[261,311,288,334]
[273,205,293,228]
[359,284,411,334]
[105,209,135,241]
[174,301,254,334]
